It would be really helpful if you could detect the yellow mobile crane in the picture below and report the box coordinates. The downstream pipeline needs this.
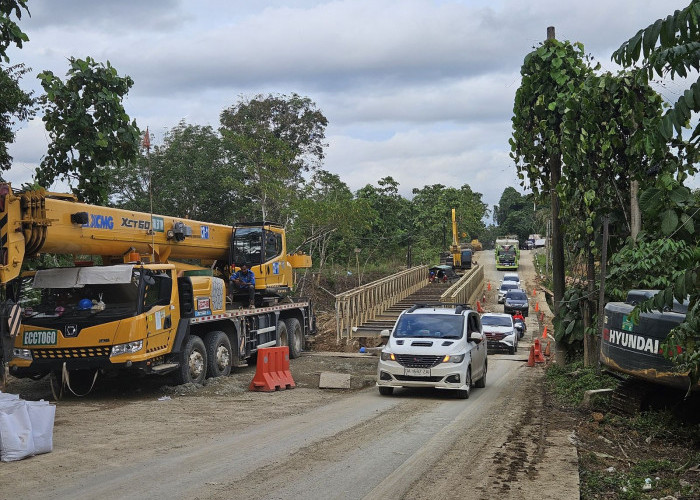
[0,184,314,387]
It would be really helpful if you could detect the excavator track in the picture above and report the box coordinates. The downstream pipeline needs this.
[610,379,648,416]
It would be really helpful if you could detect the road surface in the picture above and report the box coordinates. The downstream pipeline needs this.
[1,250,578,500]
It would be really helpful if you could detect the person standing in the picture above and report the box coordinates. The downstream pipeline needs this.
[230,264,256,308]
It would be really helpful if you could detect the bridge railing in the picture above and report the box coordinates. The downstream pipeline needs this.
[441,265,485,306]
[335,265,428,340]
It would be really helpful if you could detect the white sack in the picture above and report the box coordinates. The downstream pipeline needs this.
[26,400,55,455]
[0,400,36,461]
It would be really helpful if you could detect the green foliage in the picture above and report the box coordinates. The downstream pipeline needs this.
[510,38,593,197]
[613,0,700,144]
[291,170,373,271]
[410,183,487,251]
[113,121,244,224]
[545,361,617,407]
[219,93,327,224]
[37,57,141,204]
[493,187,537,241]
[553,287,586,347]
[0,0,29,63]
[0,63,34,171]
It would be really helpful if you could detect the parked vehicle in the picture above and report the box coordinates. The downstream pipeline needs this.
[504,290,530,317]
[429,265,458,284]
[497,282,520,303]
[495,236,519,270]
[0,183,314,389]
[601,290,696,391]
[481,313,518,354]
[377,304,487,399]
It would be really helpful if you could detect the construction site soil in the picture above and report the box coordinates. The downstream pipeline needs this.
[1,253,697,500]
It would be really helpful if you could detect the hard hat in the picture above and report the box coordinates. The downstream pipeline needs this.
[78,298,93,310]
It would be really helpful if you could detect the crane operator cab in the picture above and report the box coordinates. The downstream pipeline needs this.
[230,223,293,305]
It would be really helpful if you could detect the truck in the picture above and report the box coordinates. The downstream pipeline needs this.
[0,184,315,389]
[495,236,519,270]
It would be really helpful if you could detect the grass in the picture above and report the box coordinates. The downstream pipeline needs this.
[545,360,618,409]
[546,359,700,500]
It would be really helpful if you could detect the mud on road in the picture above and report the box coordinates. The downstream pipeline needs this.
[1,250,578,500]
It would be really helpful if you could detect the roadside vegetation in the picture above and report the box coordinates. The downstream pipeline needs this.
[546,362,700,499]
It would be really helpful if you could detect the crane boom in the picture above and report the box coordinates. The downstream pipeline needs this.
[0,184,309,288]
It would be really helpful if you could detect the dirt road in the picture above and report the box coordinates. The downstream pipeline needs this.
[1,250,577,500]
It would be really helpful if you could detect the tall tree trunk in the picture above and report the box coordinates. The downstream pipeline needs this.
[550,154,565,316]
[594,215,609,372]
[583,243,596,366]
[630,180,641,241]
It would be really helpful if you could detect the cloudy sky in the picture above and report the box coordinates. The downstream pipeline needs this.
[4,0,694,216]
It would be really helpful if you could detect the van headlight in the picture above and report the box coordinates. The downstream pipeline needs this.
[111,340,143,357]
[380,351,395,361]
[12,348,32,360]
[443,353,465,363]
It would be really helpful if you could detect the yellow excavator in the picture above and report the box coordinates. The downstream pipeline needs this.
[448,209,472,270]
[0,184,314,388]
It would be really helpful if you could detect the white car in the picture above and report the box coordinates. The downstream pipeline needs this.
[500,272,521,287]
[377,304,488,399]
[497,281,521,303]
[481,313,518,355]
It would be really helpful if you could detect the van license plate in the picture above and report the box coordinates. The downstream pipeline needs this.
[405,367,430,377]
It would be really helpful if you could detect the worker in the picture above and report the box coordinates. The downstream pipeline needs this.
[230,263,256,308]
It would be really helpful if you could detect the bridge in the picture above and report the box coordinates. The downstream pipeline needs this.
[334,264,485,339]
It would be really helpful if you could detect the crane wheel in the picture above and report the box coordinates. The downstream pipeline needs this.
[176,335,208,385]
[205,331,232,378]
[285,318,303,359]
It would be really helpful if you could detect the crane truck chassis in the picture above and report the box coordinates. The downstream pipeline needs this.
[0,184,315,387]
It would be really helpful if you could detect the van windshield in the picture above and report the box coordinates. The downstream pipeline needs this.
[394,314,464,339]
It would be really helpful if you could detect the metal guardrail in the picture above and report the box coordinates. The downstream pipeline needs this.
[335,265,428,340]
[441,265,485,306]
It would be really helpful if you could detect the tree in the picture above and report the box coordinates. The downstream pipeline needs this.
[613,0,700,149]
[219,93,328,224]
[410,183,487,261]
[0,63,34,171]
[493,187,536,241]
[355,177,412,266]
[0,1,34,173]
[0,0,29,63]
[37,57,141,204]
[511,36,593,318]
[113,121,245,224]
[291,170,372,273]
[611,0,700,391]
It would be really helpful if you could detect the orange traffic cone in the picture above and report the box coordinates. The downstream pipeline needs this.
[535,302,539,312]
[476,301,483,313]
[532,288,537,297]
[544,339,551,357]
[527,345,535,367]
[482,293,486,303]
[533,339,546,363]
[487,282,491,291]
[542,325,548,338]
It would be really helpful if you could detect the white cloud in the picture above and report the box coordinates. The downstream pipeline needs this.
[3,0,696,216]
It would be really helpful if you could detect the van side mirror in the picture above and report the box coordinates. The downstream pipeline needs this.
[468,331,483,344]
[380,329,391,338]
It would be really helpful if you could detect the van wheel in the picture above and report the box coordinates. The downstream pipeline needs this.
[176,335,207,385]
[205,331,232,378]
[457,368,471,399]
[285,318,303,359]
[475,361,487,388]
[378,386,394,396]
